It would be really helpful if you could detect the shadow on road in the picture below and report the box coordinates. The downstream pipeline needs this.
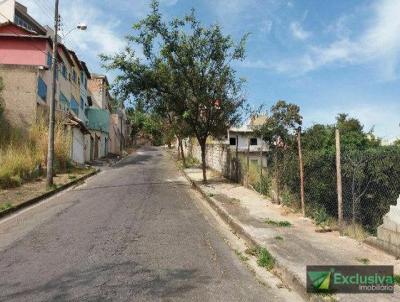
[0,261,211,301]
[73,181,189,192]
[113,154,153,168]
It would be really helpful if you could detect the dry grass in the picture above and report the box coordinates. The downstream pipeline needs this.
[343,223,369,241]
[0,166,95,210]
[0,118,71,189]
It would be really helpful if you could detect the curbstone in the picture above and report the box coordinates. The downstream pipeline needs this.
[180,168,312,301]
[0,169,99,220]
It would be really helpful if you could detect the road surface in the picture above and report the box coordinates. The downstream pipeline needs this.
[0,147,288,301]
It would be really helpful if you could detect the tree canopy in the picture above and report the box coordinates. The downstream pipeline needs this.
[102,0,248,181]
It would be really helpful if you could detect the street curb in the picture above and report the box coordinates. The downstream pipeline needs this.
[0,169,99,220]
[180,168,312,301]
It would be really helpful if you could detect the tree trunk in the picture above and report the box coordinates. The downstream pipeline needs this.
[275,150,280,204]
[200,141,207,183]
[178,137,186,166]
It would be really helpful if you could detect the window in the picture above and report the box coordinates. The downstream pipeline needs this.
[72,70,77,83]
[80,97,84,110]
[60,92,68,111]
[230,137,237,146]
[70,97,79,115]
[61,63,67,79]
[250,138,258,146]
[47,52,52,68]
[37,77,47,102]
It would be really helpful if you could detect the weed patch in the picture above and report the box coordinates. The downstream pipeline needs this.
[257,248,275,270]
[0,203,12,212]
[244,247,275,270]
[356,257,370,265]
[264,218,292,227]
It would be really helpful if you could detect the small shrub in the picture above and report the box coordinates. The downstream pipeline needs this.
[312,206,329,227]
[254,174,272,196]
[275,236,284,240]
[257,247,275,270]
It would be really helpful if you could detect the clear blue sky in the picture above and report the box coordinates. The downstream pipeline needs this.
[22,0,400,141]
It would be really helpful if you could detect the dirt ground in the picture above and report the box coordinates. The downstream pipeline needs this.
[0,167,95,210]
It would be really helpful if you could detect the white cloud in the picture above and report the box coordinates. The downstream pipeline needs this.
[290,21,311,40]
[260,19,273,33]
[242,0,400,81]
[286,0,400,78]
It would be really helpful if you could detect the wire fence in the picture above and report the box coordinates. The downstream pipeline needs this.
[181,132,400,235]
[233,133,400,235]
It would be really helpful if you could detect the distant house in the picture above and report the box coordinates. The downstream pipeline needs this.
[87,74,112,159]
[228,115,269,167]
[109,105,131,155]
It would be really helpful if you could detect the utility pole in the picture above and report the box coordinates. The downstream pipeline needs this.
[336,128,343,232]
[119,109,123,154]
[297,127,305,217]
[46,0,60,187]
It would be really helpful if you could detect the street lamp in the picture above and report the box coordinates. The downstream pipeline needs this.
[62,23,88,41]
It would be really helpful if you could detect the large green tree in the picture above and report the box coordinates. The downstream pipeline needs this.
[102,1,247,181]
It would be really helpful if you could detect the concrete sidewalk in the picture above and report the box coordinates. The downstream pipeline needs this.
[184,167,400,302]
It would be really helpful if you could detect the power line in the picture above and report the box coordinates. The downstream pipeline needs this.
[27,0,54,25]
[0,11,87,92]
[0,10,51,56]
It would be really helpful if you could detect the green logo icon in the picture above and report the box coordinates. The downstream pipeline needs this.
[308,270,333,291]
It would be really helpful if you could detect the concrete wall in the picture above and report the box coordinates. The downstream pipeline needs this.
[0,0,15,23]
[181,139,237,180]
[0,65,38,128]
[109,114,122,154]
[181,138,268,182]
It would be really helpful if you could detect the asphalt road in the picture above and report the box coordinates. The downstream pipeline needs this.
[0,147,285,302]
